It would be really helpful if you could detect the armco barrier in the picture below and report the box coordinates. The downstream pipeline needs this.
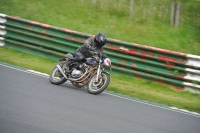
[1,13,200,93]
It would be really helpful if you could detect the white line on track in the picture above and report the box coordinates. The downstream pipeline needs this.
[0,63,200,118]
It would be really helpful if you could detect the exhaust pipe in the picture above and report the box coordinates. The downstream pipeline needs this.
[56,64,68,79]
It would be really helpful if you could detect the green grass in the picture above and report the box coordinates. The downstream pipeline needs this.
[0,0,200,55]
[1,47,200,113]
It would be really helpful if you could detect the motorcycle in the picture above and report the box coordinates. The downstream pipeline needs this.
[49,51,111,95]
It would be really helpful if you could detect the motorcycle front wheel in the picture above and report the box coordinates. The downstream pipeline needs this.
[87,72,110,95]
[49,62,67,85]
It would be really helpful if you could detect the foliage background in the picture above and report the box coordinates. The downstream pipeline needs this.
[0,0,200,55]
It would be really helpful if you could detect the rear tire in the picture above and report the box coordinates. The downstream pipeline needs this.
[49,62,67,85]
[87,73,110,95]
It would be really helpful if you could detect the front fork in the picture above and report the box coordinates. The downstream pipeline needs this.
[95,59,102,82]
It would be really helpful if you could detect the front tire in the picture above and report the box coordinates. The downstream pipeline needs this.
[87,72,110,95]
[49,62,67,85]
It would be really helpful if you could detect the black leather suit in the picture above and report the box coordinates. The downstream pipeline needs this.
[66,36,103,65]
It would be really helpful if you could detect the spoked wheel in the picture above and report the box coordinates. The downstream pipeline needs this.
[49,62,67,85]
[87,73,110,95]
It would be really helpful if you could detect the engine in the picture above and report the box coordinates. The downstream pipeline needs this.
[71,68,84,78]
[70,63,87,79]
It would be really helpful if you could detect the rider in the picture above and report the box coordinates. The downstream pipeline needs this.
[60,32,107,68]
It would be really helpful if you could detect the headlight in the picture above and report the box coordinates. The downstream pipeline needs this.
[103,58,111,67]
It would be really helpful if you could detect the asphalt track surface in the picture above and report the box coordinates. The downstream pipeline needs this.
[0,64,200,133]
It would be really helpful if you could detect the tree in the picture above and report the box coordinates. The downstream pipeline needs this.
[130,0,134,19]
[171,0,175,26]
[93,0,97,7]
[171,0,181,27]
[175,0,181,27]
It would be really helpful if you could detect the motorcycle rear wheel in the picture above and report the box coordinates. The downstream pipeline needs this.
[87,72,110,95]
[49,62,67,85]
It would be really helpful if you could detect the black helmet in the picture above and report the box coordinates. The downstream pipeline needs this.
[95,33,107,47]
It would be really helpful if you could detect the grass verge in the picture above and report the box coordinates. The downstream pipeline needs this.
[1,47,200,113]
[0,0,200,55]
